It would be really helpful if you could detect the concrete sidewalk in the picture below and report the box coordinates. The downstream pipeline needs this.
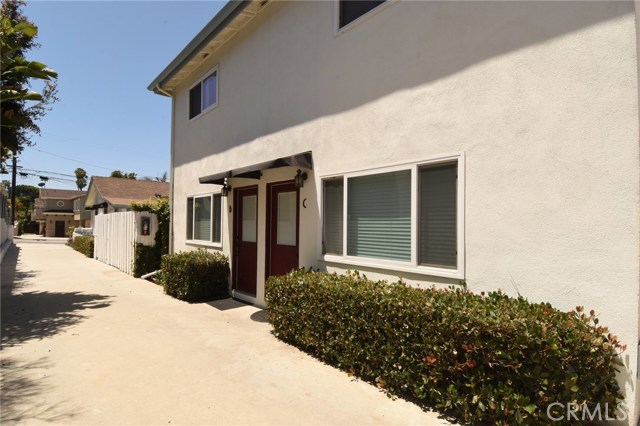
[1,241,452,425]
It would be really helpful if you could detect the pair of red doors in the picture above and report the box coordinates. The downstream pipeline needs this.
[233,181,299,296]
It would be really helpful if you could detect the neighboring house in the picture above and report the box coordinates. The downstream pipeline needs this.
[32,188,86,237]
[84,177,170,227]
[149,1,640,421]
[73,194,91,228]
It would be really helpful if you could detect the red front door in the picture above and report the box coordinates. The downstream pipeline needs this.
[266,181,299,279]
[233,186,258,295]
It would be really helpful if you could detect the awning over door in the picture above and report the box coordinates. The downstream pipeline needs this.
[199,151,313,185]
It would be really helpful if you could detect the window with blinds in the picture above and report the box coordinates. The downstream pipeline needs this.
[321,158,460,273]
[323,178,344,255]
[186,194,222,244]
[419,163,457,268]
[347,170,411,261]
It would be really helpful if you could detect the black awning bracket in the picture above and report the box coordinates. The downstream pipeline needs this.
[199,151,313,185]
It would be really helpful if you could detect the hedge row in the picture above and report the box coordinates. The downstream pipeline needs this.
[160,249,229,302]
[265,269,625,425]
[68,236,94,258]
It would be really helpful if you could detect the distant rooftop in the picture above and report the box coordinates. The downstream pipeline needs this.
[90,177,170,207]
[39,188,86,200]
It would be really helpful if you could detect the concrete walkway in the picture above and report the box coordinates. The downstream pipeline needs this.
[1,240,452,426]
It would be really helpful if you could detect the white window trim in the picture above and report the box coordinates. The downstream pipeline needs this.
[187,64,219,122]
[317,153,465,280]
[186,192,223,248]
[334,0,397,36]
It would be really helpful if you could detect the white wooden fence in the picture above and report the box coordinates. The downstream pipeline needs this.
[93,211,158,275]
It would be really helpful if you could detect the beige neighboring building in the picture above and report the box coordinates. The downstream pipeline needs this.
[149,1,640,422]
[84,177,170,227]
[31,188,86,237]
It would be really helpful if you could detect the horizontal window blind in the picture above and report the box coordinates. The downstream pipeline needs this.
[323,178,344,255]
[347,170,411,261]
[419,163,457,268]
[194,196,212,241]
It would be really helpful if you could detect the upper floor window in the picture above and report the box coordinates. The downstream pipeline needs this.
[338,0,386,29]
[189,66,218,120]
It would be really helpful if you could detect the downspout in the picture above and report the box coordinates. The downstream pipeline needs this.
[155,85,176,254]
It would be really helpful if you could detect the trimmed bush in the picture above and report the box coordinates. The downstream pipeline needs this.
[68,236,94,258]
[133,243,160,278]
[161,249,229,302]
[266,269,626,425]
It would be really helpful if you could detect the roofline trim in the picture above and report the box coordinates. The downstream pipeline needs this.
[147,0,250,94]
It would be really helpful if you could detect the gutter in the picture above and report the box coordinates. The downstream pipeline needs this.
[147,0,250,94]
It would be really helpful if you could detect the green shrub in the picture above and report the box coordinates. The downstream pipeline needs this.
[160,249,229,302]
[266,269,626,425]
[68,236,94,258]
[133,243,161,278]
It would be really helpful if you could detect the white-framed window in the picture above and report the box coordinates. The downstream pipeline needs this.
[189,65,218,120]
[335,0,390,33]
[186,193,222,245]
[320,154,464,279]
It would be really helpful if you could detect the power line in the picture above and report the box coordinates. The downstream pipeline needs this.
[17,170,75,183]
[32,148,113,171]
[17,166,75,178]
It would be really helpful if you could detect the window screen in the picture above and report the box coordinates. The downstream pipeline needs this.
[419,163,457,268]
[193,196,212,241]
[189,83,202,119]
[323,178,344,255]
[347,170,411,261]
[213,194,222,243]
[186,197,194,239]
[202,71,217,110]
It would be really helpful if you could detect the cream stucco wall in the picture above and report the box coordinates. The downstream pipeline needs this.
[168,1,640,421]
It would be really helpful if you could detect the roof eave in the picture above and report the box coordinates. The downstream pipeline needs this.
[147,0,250,95]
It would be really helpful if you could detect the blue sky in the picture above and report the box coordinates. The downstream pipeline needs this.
[10,1,225,189]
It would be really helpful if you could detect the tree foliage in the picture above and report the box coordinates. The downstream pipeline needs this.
[74,167,87,190]
[141,172,168,182]
[110,170,137,179]
[1,0,58,159]
[11,184,39,233]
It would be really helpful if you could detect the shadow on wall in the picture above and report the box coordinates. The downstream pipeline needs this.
[0,357,81,424]
[0,245,112,347]
[175,1,632,165]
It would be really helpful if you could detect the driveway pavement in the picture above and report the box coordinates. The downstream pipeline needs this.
[1,240,452,425]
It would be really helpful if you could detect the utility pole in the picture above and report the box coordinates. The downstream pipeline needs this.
[10,150,17,226]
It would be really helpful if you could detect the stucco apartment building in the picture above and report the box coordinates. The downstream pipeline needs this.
[149,1,640,422]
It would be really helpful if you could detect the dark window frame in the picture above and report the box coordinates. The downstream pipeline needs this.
[338,0,387,30]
